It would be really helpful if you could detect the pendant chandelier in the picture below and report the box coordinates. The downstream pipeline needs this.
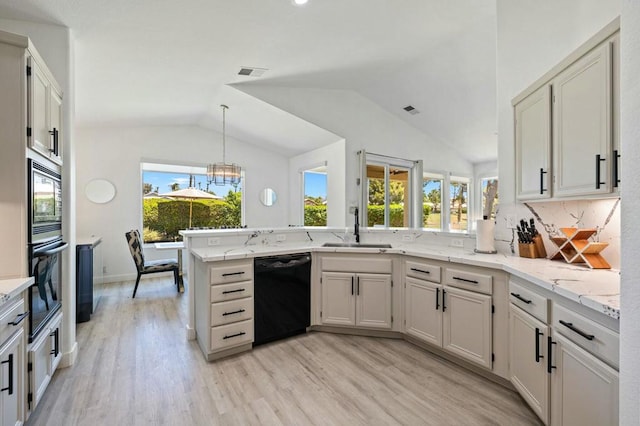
[207,104,242,185]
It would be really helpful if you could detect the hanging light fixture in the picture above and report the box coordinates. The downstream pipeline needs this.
[207,104,242,185]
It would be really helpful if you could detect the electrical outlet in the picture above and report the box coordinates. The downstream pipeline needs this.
[402,234,414,242]
[208,237,220,246]
[276,234,286,242]
[506,214,517,229]
[450,238,464,248]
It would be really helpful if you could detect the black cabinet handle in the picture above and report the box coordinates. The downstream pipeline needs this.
[535,328,544,363]
[559,320,595,341]
[222,289,245,294]
[596,154,606,189]
[1,354,13,395]
[442,289,447,312]
[435,288,440,310]
[222,271,245,277]
[222,309,245,316]
[50,329,59,357]
[8,311,29,326]
[356,276,360,296]
[351,276,354,295]
[223,331,246,340]
[547,336,556,374]
[453,276,478,284]
[410,267,431,275]
[613,150,620,188]
[539,168,548,195]
[49,128,59,156]
[510,292,532,304]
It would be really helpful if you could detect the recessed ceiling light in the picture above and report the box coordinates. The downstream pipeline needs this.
[293,0,308,5]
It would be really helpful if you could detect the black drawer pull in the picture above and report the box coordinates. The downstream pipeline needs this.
[222,271,245,277]
[50,328,59,357]
[453,276,479,284]
[559,320,595,341]
[535,328,544,363]
[510,292,532,304]
[547,336,556,374]
[223,331,246,340]
[539,168,548,194]
[435,288,440,310]
[442,289,447,312]
[1,354,13,395]
[410,267,431,274]
[596,154,606,189]
[8,311,29,326]
[613,150,620,187]
[222,289,245,294]
[222,309,246,316]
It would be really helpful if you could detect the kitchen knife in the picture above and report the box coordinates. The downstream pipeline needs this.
[529,218,538,236]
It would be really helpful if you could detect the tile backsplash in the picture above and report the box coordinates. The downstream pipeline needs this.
[495,198,621,269]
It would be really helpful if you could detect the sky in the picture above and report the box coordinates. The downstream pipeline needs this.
[143,171,239,197]
[304,171,327,198]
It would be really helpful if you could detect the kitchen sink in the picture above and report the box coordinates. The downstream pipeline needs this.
[321,242,392,248]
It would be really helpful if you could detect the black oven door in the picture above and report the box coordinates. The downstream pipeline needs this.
[28,159,62,244]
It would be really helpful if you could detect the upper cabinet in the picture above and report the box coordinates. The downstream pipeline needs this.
[27,55,63,165]
[514,20,619,201]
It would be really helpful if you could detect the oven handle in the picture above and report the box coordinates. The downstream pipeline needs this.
[35,242,69,257]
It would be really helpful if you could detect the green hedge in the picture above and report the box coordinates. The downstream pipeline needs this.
[304,205,327,226]
[302,204,432,228]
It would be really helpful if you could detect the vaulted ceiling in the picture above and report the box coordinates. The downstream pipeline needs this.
[0,0,498,162]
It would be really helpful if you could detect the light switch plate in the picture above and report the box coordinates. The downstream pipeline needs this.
[450,238,464,248]
[276,234,286,242]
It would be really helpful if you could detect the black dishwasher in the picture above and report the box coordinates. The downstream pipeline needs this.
[253,253,311,346]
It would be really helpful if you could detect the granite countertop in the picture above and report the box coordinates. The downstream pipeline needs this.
[0,276,34,307]
[189,242,620,321]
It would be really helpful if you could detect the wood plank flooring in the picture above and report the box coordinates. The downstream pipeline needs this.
[26,277,541,425]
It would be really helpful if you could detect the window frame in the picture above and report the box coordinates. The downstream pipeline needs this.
[422,171,445,231]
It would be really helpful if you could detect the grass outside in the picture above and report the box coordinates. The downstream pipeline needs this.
[423,212,468,231]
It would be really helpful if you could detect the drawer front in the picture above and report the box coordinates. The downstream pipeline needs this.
[553,303,619,369]
[210,319,253,351]
[211,298,253,326]
[210,261,253,285]
[445,268,492,295]
[211,281,254,302]
[509,280,548,323]
[405,261,441,283]
[0,297,26,345]
[322,256,392,273]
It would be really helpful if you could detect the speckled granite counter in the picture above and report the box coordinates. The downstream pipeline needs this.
[0,277,34,307]
[189,242,620,321]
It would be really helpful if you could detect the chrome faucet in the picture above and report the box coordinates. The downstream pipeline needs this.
[354,207,360,243]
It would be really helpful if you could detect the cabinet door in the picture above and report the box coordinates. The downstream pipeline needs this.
[1,329,25,426]
[553,42,612,197]
[404,277,442,346]
[509,305,549,425]
[610,34,620,193]
[28,57,52,159]
[515,85,552,200]
[48,87,63,164]
[28,329,53,411]
[321,272,355,326]
[442,286,492,369]
[355,273,392,330]
[550,333,618,426]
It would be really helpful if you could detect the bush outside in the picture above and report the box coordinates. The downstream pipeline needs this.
[302,204,431,228]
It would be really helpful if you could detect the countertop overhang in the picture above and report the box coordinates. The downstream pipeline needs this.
[0,276,35,307]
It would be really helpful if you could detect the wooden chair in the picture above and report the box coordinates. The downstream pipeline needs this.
[125,230,179,298]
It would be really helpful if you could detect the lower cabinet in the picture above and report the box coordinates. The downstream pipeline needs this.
[28,312,62,413]
[321,272,392,329]
[0,328,25,426]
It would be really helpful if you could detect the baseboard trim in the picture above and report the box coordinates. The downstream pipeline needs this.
[310,325,403,339]
[186,325,196,341]
[60,341,78,368]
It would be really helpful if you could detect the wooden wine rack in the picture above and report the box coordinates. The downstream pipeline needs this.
[549,227,610,269]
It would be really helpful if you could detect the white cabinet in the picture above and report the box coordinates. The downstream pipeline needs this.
[27,56,63,165]
[515,85,552,200]
[553,42,612,198]
[321,272,392,330]
[0,328,25,426]
[404,277,441,345]
[550,333,618,426]
[28,312,62,414]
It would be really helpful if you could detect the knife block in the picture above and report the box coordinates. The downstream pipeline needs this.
[518,235,546,259]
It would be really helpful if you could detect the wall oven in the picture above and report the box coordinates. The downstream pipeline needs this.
[28,159,62,245]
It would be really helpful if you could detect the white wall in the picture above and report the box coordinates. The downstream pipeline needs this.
[75,125,289,282]
[288,139,346,227]
[235,85,474,226]
[620,1,640,424]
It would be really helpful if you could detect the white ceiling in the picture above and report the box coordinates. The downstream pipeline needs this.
[0,0,498,162]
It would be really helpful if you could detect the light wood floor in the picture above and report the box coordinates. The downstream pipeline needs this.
[27,277,541,426]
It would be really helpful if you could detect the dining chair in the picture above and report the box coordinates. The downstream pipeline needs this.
[125,229,179,298]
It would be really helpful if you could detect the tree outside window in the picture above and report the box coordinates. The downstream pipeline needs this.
[449,178,469,231]
[423,175,443,230]
[481,178,499,220]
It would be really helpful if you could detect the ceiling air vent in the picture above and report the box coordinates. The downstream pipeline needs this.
[238,67,268,77]
[403,105,420,115]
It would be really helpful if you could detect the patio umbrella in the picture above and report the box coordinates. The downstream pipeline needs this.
[160,187,222,228]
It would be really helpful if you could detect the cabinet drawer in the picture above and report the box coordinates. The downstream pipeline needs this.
[210,319,253,351]
[322,256,392,274]
[211,298,253,326]
[0,297,26,345]
[405,261,441,283]
[509,280,548,323]
[211,281,253,302]
[445,268,492,295]
[552,303,619,369]
[210,261,253,285]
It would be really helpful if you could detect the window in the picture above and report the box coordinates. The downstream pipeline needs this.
[449,176,470,232]
[141,162,243,242]
[481,177,499,220]
[303,165,328,226]
[423,173,444,230]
